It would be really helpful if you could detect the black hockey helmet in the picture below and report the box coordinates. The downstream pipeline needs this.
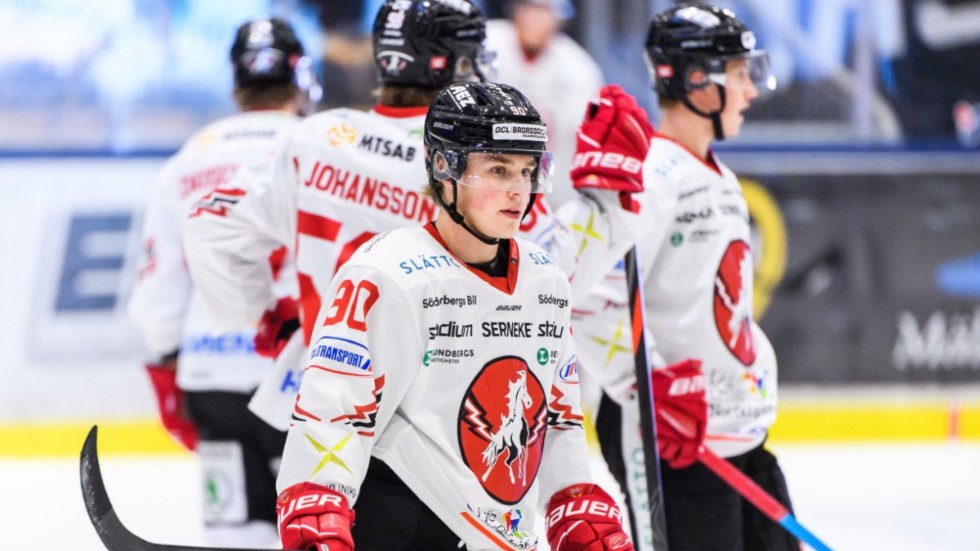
[372,0,494,88]
[231,18,304,88]
[230,18,321,109]
[645,5,774,138]
[424,81,552,243]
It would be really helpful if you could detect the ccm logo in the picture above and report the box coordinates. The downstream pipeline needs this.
[573,152,643,174]
[668,374,706,396]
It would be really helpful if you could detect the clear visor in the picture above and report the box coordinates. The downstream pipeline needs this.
[455,46,499,83]
[433,150,553,194]
[706,50,776,94]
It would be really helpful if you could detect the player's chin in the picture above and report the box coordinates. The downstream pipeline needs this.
[492,213,523,237]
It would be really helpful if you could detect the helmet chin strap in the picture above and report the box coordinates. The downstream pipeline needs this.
[441,180,502,246]
[682,84,727,141]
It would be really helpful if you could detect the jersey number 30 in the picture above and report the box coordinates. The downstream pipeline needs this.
[323,279,380,332]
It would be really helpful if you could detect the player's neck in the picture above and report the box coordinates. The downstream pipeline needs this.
[433,212,498,265]
[659,111,713,161]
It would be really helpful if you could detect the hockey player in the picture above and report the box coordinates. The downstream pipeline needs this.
[275,80,634,551]
[182,0,633,431]
[127,18,317,547]
[485,0,604,207]
[573,5,800,551]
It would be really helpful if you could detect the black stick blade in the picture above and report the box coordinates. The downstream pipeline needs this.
[80,425,157,550]
[80,425,303,551]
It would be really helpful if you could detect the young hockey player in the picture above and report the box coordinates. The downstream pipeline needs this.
[274,80,634,551]
[127,18,317,547]
[182,0,633,431]
[574,5,800,551]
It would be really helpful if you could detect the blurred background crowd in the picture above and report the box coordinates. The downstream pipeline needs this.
[3,0,980,153]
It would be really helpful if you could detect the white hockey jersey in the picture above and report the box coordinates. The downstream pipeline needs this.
[485,19,604,208]
[182,104,636,426]
[128,110,298,392]
[277,224,593,550]
[573,136,778,458]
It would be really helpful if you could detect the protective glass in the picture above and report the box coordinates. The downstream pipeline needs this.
[433,150,554,193]
[707,50,776,94]
[456,45,499,82]
[476,47,499,82]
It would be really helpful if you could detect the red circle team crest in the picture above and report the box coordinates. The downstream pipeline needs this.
[713,240,756,366]
[458,356,546,505]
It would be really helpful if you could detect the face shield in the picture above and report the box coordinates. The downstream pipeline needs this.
[706,50,776,96]
[455,44,499,82]
[432,149,554,194]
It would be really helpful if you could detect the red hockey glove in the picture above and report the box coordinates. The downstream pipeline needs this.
[254,296,300,359]
[145,357,198,451]
[546,483,634,551]
[652,359,707,469]
[571,84,655,210]
[277,483,354,551]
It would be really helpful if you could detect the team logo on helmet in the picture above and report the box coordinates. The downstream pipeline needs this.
[713,240,756,366]
[676,5,721,27]
[377,50,414,76]
[459,356,546,504]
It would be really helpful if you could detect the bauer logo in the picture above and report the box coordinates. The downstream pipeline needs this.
[310,336,372,372]
[492,123,547,142]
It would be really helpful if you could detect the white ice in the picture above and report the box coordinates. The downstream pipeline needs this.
[2,442,979,550]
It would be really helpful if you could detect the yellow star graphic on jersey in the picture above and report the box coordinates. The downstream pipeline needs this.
[306,432,354,478]
[569,211,604,256]
[588,320,632,367]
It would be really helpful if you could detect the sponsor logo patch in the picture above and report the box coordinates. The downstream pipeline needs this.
[310,336,372,372]
[492,123,547,142]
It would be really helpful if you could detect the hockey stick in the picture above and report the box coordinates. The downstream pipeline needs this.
[698,448,833,551]
[80,425,300,551]
[623,252,832,551]
[624,247,670,550]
